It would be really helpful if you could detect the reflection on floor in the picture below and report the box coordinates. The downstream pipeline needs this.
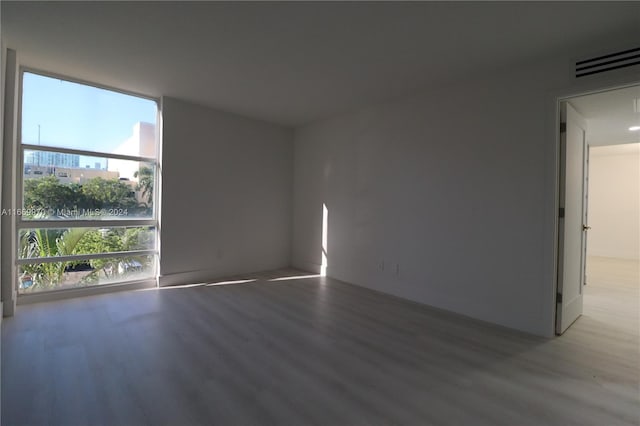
[583,256,640,337]
[2,263,639,425]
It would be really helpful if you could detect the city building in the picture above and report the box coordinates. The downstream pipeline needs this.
[108,121,156,204]
[23,123,154,201]
[24,165,119,184]
[24,150,79,168]
[108,121,156,182]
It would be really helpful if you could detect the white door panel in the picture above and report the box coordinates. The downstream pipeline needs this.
[556,102,588,335]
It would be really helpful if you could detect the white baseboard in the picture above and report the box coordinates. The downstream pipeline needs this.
[159,262,317,287]
[291,260,322,274]
[17,279,156,305]
[158,269,224,287]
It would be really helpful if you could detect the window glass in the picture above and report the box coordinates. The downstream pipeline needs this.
[19,226,156,259]
[18,71,159,293]
[22,150,155,220]
[21,73,157,157]
[18,255,156,293]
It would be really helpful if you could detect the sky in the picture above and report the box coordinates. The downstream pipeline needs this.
[21,72,157,168]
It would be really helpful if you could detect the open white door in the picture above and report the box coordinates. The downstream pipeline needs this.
[556,102,589,335]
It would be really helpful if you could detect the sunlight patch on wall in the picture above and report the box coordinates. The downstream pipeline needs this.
[321,203,328,276]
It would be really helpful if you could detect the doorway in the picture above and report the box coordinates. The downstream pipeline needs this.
[555,85,640,335]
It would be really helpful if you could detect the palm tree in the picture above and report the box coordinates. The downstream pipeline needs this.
[134,166,154,205]
[20,228,88,290]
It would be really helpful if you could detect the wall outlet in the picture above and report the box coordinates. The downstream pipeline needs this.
[395,263,400,275]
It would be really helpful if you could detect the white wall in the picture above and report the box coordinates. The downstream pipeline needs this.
[160,97,293,285]
[292,56,639,337]
[587,144,640,259]
[1,48,17,317]
[0,42,6,426]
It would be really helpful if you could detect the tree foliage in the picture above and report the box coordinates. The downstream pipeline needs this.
[20,175,155,291]
[81,178,137,209]
[134,166,154,206]
[20,228,89,289]
[20,227,154,291]
[23,176,83,211]
[73,227,154,283]
[23,176,140,216]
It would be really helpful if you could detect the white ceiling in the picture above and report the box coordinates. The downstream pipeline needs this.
[570,85,640,147]
[2,1,639,127]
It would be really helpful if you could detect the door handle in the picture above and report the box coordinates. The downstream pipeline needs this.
[583,225,591,231]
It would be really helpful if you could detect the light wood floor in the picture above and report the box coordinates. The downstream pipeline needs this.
[2,259,639,426]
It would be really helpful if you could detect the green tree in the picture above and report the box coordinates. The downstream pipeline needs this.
[121,227,155,251]
[73,229,123,280]
[20,228,89,290]
[23,176,138,217]
[73,227,154,281]
[20,176,154,289]
[23,176,83,212]
[134,166,154,206]
[20,226,154,289]
[81,178,137,209]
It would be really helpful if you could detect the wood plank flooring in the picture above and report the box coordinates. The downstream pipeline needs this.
[2,260,639,426]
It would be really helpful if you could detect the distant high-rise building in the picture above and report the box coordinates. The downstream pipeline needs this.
[25,151,80,168]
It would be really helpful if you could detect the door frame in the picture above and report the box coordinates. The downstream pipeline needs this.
[555,101,589,335]
[552,81,640,336]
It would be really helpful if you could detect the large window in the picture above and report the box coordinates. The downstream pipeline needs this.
[17,71,159,294]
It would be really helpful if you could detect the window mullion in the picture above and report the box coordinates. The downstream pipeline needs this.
[21,144,157,164]
[17,219,157,229]
[17,249,158,266]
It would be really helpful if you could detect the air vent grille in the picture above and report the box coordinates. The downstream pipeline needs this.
[576,47,640,78]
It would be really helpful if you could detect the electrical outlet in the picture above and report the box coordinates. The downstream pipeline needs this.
[395,264,400,275]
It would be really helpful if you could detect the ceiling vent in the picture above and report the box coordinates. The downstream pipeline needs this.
[576,47,640,78]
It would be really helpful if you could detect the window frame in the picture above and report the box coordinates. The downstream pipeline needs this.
[15,67,161,296]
